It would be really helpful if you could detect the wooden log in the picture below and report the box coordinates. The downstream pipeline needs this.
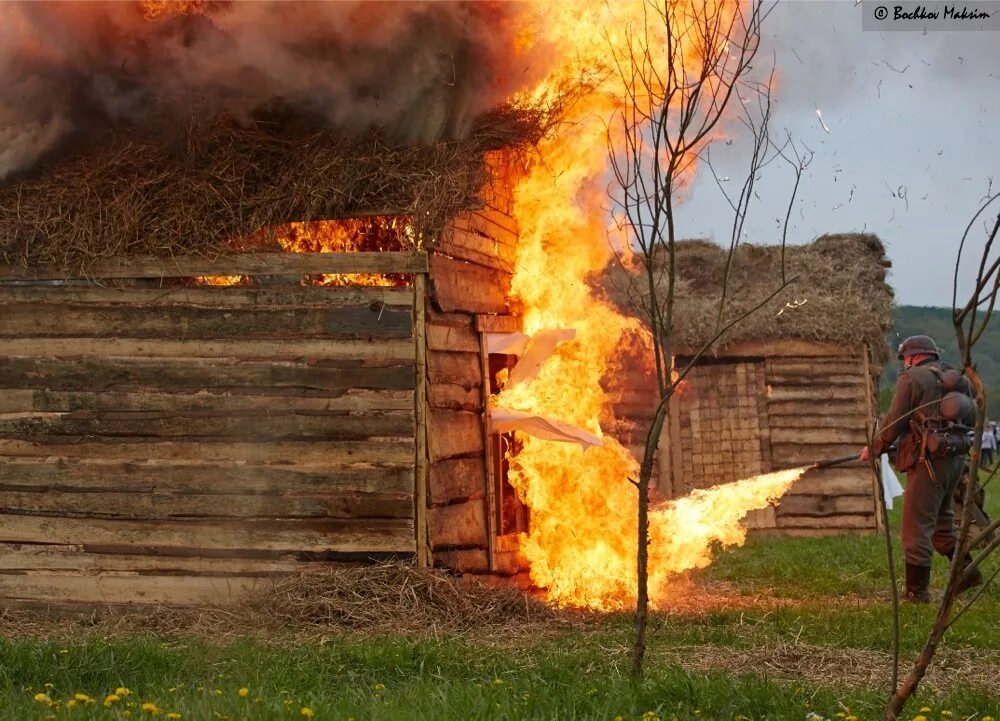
[0,303,413,341]
[0,458,415,495]
[426,320,480,353]
[428,254,510,314]
[449,211,519,248]
[0,438,415,465]
[765,361,862,377]
[786,468,872,496]
[427,499,487,548]
[0,285,414,309]
[769,427,868,445]
[0,412,414,441]
[0,337,414,362]
[427,351,482,390]
[775,513,876,530]
[0,543,329,575]
[428,384,481,412]
[475,315,522,333]
[429,457,487,504]
[0,573,263,605]
[436,227,515,272]
[765,374,866,387]
[0,251,429,280]
[433,547,489,574]
[0,489,413,520]
[776,494,877,517]
[765,400,865,417]
[0,389,414,414]
[0,358,415,393]
[766,386,865,403]
[0,514,415,552]
[769,443,862,466]
[428,410,484,462]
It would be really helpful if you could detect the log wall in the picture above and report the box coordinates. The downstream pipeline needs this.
[0,253,423,607]
[425,185,528,578]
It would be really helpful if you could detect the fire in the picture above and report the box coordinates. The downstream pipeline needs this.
[198,218,414,287]
[495,0,791,609]
[140,0,212,20]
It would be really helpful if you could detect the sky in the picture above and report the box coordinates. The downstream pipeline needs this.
[670,0,1000,308]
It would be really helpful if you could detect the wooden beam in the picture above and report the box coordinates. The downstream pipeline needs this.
[475,314,523,333]
[0,252,429,280]
[0,358,415,394]
[480,330,497,571]
[0,337,414,362]
[427,499,487,548]
[0,285,414,309]
[0,458,415,495]
[428,410,484,462]
[413,275,430,568]
[428,253,510,314]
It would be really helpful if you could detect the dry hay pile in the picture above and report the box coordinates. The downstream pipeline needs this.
[603,234,895,363]
[0,563,564,640]
[240,562,560,633]
[0,104,544,275]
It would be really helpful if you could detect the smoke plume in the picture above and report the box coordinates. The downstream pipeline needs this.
[0,0,531,180]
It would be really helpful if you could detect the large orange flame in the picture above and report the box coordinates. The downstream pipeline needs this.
[496,0,799,609]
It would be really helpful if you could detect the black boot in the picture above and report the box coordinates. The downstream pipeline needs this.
[904,564,932,603]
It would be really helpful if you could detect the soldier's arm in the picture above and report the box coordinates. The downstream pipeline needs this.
[872,372,916,456]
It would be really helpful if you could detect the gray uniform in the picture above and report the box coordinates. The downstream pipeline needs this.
[873,359,972,567]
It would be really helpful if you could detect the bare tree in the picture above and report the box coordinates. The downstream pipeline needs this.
[884,194,1000,719]
[603,0,807,677]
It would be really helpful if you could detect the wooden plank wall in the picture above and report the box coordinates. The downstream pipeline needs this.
[764,350,878,534]
[0,263,420,606]
[605,339,880,535]
[426,188,526,576]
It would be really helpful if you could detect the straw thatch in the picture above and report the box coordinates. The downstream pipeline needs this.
[602,234,895,363]
[0,105,544,273]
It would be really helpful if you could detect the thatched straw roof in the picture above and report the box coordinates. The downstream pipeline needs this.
[0,105,543,273]
[601,234,895,363]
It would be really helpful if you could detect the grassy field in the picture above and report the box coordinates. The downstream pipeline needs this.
[0,485,996,721]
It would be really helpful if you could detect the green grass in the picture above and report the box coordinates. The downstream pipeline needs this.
[0,634,995,721]
[1,475,995,721]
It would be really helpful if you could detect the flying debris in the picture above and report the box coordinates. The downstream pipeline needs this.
[815,108,830,134]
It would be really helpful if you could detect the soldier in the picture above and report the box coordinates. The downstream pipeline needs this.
[860,335,984,602]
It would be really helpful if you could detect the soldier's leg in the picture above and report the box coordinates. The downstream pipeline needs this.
[931,456,965,557]
[902,464,939,567]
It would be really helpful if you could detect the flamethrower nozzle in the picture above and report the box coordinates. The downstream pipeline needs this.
[810,452,863,470]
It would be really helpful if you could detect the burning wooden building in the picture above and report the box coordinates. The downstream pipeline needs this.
[604,236,895,535]
[0,114,543,607]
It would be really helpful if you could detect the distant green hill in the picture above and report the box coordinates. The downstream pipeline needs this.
[880,305,1000,415]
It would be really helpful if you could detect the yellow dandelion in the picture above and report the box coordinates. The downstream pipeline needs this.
[300,708,315,719]
[141,702,160,715]
[58,649,69,655]
[493,678,505,685]
[373,683,385,692]
[615,716,625,721]
[238,687,250,698]
[941,713,952,718]
[846,716,858,721]
[44,683,55,688]
[117,687,132,697]
[920,709,931,714]
[33,693,51,704]
[105,694,122,706]
[913,716,927,721]
[166,714,181,720]
[982,717,993,721]
[75,693,94,704]
[66,700,78,709]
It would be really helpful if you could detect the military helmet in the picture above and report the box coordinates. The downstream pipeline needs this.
[897,334,940,360]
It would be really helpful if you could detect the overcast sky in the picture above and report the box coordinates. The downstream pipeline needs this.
[670,0,1000,308]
